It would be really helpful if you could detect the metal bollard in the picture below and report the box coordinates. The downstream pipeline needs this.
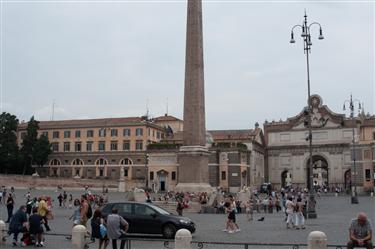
[334,193,338,197]
[308,231,327,249]
[175,229,192,249]
[371,192,374,197]
[72,225,87,249]
[0,220,5,244]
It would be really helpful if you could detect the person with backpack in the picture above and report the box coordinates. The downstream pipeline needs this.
[29,207,45,247]
[91,209,109,249]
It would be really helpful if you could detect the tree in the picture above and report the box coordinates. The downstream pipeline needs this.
[0,112,20,174]
[34,134,52,167]
[20,116,39,175]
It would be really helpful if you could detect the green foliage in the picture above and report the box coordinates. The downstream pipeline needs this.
[34,135,52,167]
[20,116,40,175]
[0,112,20,174]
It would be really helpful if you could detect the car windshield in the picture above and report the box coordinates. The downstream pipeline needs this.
[151,205,170,215]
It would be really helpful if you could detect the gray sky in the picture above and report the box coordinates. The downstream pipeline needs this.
[1,0,374,130]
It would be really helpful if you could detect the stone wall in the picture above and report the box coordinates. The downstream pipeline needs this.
[0,174,119,189]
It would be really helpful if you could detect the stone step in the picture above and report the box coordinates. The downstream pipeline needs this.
[152,201,202,213]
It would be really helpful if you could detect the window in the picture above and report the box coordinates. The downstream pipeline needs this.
[75,169,80,176]
[52,143,59,152]
[42,131,48,137]
[136,140,143,151]
[63,142,70,152]
[120,158,132,165]
[72,159,84,165]
[365,169,371,181]
[124,169,128,177]
[136,128,143,136]
[123,141,130,151]
[111,129,118,137]
[99,129,106,137]
[123,129,131,137]
[113,203,132,215]
[50,159,61,165]
[86,141,93,152]
[99,141,106,151]
[75,142,82,152]
[75,130,81,138]
[64,131,71,138]
[99,169,104,177]
[53,131,59,139]
[110,141,118,151]
[96,158,107,165]
[135,204,156,216]
[172,171,176,181]
[221,171,226,180]
[157,132,161,139]
[87,130,94,138]
[148,129,151,136]
[150,172,154,180]
[21,132,27,139]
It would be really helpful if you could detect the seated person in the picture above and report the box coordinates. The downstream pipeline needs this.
[29,207,45,247]
[347,212,373,249]
[8,205,28,246]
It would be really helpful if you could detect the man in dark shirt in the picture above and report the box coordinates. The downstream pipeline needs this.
[347,212,373,249]
[8,205,28,246]
[29,207,44,247]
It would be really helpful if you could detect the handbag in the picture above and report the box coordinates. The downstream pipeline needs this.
[100,224,107,238]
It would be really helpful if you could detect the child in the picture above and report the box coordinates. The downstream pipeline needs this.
[29,207,44,247]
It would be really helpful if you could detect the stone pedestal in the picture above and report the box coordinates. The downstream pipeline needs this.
[118,179,125,192]
[176,146,212,193]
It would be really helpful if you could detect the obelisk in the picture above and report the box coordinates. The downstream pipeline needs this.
[176,0,212,193]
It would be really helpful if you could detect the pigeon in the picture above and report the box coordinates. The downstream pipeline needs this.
[258,217,265,221]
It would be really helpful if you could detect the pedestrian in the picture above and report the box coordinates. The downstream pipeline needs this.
[275,196,281,212]
[68,193,73,208]
[6,193,15,223]
[245,199,253,221]
[347,212,373,249]
[176,199,184,216]
[38,197,51,231]
[295,197,305,229]
[29,206,45,247]
[69,199,82,226]
[63,191,68,208]
[285,197,294,229]
[80,195,89,227]
[8,205,28,246]
[91,209,109,249]
[107,208,129,249]
[58,193,63,207]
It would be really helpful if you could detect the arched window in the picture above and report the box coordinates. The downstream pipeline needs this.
[95,158,108,165]
[72,158,84,165]
[50,159,61,166]
[120,158,133,165]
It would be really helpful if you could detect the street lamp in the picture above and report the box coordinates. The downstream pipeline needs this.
[145,153,149,190]
[343,94,361,204]
[290,11,324,219]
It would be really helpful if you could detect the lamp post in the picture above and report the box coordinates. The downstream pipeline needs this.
[145,153,149,190]
[343,94,361,204]
[290,11,324,219]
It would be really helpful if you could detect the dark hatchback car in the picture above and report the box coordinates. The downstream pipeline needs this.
[101,202,196,239]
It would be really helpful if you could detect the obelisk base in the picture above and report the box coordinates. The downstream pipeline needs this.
[176,146,213,193]
[118,179,125,192]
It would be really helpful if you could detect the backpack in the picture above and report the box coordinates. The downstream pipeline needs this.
[86,203,93,219]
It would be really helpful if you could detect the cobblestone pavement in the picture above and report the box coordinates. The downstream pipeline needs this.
[0,189,374,248]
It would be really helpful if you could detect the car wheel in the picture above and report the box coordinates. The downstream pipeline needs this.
[162,224,176,239]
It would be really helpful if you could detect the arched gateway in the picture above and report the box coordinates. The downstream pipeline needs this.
[307,155,329,188]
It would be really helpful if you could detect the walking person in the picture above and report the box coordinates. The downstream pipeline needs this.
[8,205,28,246]
[6,193,15,223]
[347,212,372,249]
[295,197,305,229]
[68,193,73,208]
[63,191,68,208]
[245,199,253,221]
[285,197,295,229]
[57,193,63,208]
[29,207,45,247]
[176,199,184,216]
[107,208,129,249]
[91,209,109,249]
[80,195,89,227]
[38,197,51,231]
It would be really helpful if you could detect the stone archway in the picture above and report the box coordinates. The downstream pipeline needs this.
[307,155,329,188]
[281,170,292,188]
[344,169,351,190]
